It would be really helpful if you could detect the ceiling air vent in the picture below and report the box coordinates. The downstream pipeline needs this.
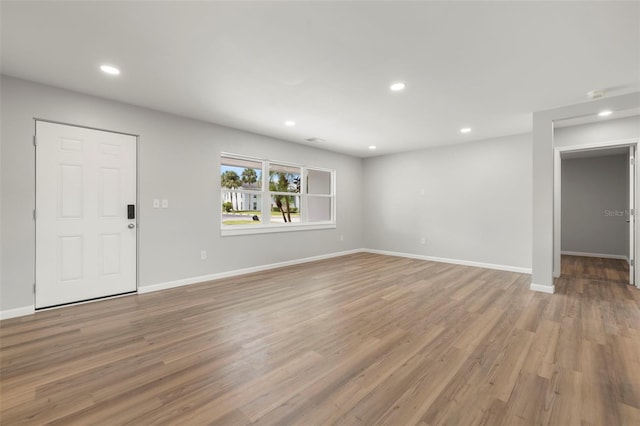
[305,137,325,143]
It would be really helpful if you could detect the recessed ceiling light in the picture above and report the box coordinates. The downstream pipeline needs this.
[390,82,406,92]
[460,127,472,134]
[100,64,120,75]
[598,110,613,117]
[369,145,377,150]
[284,120,296,127]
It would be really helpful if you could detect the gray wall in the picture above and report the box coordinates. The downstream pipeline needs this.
[362,133,532,270]
[1,75,364,311]
[561,155,628,257]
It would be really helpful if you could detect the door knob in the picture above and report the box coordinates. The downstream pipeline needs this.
[128,223,135,229]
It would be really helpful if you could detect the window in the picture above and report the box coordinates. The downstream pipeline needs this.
[220,154,335,235]
[220,157,262,226]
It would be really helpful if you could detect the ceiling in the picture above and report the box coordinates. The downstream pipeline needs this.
[1,1,639,158]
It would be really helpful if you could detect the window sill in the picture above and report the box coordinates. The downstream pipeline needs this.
[221,222,336,236]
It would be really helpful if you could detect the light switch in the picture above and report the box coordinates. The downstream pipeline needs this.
[161,199,169,209]
[153,199,160,208]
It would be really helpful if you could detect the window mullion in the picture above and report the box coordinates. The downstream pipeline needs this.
[301,167,308,223]
[262,160,270,223]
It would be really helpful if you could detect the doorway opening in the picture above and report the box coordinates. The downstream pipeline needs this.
[554,141,638,288]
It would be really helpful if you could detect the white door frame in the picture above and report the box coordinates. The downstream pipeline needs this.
[34,118,140,307]
[553,138,639,287]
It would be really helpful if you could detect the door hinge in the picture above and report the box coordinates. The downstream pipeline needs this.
[33,283,36,294]
[33,209,37,220]
[33,135,37,146]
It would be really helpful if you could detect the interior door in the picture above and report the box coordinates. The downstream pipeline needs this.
[35,121,137,308]
[630,145,636,286]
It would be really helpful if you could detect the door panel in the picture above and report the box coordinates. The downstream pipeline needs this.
[100,168,121,217]
[59,164,83,217]
[59,236,83,281]
[36,121,137,308]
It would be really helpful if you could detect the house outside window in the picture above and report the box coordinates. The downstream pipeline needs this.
[220,154,336,235]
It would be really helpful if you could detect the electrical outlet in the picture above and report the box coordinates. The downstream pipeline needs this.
[200,250,207,260]
[162,199,169,209]
[340,234,344,241]
[420,189,425,195]
[153,199,160,208]
[420,237,426,244]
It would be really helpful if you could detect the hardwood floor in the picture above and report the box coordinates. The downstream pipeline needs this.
[561,254,629,284]
[1,253,639,425]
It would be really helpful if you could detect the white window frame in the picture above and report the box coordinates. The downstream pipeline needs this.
[220,153,336,236]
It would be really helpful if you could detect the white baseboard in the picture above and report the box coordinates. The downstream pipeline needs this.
[530,282,555,294]
[361,249,532,274]
[561,251,628,262]
[0,305,35,320]
[139,249,363,294]
[1,248,540,319]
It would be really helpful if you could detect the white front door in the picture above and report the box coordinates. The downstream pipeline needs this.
[35,121,137,308]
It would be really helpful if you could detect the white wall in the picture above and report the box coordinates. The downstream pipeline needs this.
[362,133,532,271]
[4,76,635,313]
[532,93,640,293]
[555,116,640,148]
[561,155,628,257]
[0,75,364,313]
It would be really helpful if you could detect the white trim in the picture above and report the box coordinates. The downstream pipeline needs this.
[553,140,639,279]
[37,292,136,312]
[221,223,336,236]
[553,148,562,278]
[221,152,334,172]
[33,117,139,137]
[0,305,35,320]
[139,249,362,294]
[220,153,336,235]
[1,293,137,320]
[361,249,532,274]
[561,251,629,261]
[554,138,639,286]
[556,138,638,153]
[530,282,555,294]
[1,249,544,318]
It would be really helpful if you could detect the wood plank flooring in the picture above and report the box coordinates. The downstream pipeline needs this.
[561,254,629,284]
[1,252,639,425]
